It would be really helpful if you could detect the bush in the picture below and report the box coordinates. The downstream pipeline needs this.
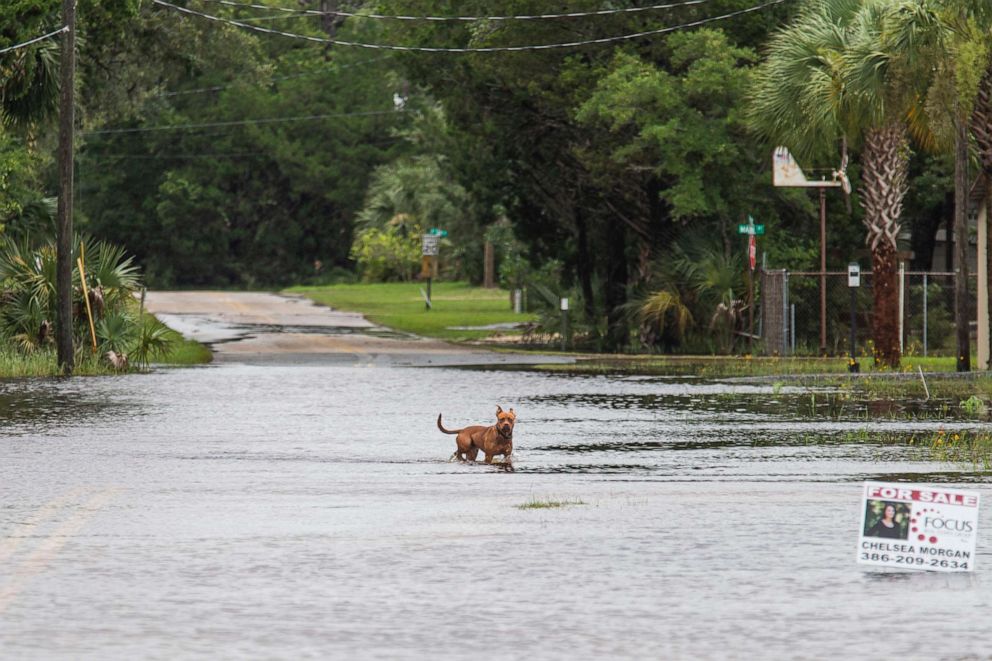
[349,226,421,282]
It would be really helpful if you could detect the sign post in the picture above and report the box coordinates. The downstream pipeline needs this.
[739,216,763,353]
[848,262,860,373]
[858,481,979,572]
[560,297,569,351]
[773,147,847,355]
[421,233,440,310]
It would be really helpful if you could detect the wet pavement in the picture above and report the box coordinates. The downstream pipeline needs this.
[2,293,992,659]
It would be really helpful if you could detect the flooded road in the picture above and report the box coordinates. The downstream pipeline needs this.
[2,293,991,659]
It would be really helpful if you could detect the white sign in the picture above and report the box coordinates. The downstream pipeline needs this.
[848,263,861,288]
[773,146,843,188]
[421,234,439,256]
[560,298,569,311]
[857,482,979,572]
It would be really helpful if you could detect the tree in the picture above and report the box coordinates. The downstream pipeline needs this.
[749,0,918,368]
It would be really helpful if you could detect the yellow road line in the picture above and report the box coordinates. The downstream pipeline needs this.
[0,488,118,614]
[0,487,91,566]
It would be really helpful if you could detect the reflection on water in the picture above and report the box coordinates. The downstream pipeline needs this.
[0,378,132,435]
[1,364,990,659]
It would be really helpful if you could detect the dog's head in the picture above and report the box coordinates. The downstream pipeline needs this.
[496,406,516,438]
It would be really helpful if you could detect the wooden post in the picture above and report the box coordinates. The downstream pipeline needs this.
[56,0,77,375]
[483,240,495,288]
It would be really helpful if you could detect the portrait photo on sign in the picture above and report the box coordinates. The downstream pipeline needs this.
[863,500,911,540]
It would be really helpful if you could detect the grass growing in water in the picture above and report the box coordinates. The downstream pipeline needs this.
[926,429,992,470]
[823,428,992,470]
[515,497,586,510]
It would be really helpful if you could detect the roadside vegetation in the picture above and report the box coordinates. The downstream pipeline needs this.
[5,1,992,372]
[290,281,536,342]
[0,235,209,377]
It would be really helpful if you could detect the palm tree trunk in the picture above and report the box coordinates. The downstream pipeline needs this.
[971,61,992,368]
[860,122,909,368]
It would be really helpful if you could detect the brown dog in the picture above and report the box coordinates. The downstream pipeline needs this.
[437,406,516,463]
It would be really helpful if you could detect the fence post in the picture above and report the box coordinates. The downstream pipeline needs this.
[898,262,905,354]
[783,270,790,356]
[923,273,928,357]
[790,304,796,354]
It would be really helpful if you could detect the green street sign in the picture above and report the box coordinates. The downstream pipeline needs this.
[737,224,765,236]
[429,228,449,237]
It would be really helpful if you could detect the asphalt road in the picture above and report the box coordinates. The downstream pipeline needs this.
[144,290,569,367]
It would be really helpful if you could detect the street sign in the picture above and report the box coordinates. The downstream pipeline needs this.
[737,223,765,235]
[421,234,440,256]
[848,263,861,288]
[428,228,448,237]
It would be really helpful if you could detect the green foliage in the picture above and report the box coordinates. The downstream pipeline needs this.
[350,224,422,282]
[0,235,175,370]
[578,30,758,222]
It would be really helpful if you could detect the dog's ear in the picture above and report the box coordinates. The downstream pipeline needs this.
[496,405,504,415]
[509,408,516,418]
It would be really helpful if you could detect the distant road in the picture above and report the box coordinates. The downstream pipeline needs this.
[144,290,569,367]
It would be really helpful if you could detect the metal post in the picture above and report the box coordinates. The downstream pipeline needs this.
[747,266,754,354]
[898,261,905,354]
[849,286,858,372]
[819,188,827,355]
[425,276,432,310]
[560,298,569,351]
[790,304,796,354]
[56,0,77,375]
[783,271,790,355]
[923,273,928,357]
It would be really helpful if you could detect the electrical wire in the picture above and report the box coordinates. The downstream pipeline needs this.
[84,109,404,135]
[153,0,790,52]
[195,0,710,21]
[158,55,394,97]
[0,26,68,55]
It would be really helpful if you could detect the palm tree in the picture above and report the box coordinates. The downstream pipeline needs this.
[0,37,60,129]
[750,0,917,367]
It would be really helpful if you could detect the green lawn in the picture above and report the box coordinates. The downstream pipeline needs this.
[288,281,536,341]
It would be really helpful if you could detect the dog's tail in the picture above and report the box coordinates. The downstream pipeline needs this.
[437,414,462,435]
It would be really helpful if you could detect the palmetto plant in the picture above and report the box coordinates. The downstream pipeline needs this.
[632,232,744,351]
[0,235,169,369]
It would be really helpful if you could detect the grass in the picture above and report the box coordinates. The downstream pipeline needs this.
[0,313,211,378]
[156,334,213,365]
[527,354,961,378]
[288,281,536,341]
[832,428,992,470]
[515,497,587,510]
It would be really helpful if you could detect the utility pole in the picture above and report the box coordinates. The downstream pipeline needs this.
[954,117,971,372]
[56,0,76,375]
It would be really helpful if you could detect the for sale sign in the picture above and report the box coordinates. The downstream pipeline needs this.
[857,482,979,572]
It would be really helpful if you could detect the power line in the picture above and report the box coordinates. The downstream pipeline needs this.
[0,26,68,55]
[153,0,790,52]
[84,109,404,135]
[157,55,394,97]
[196,0,710,21]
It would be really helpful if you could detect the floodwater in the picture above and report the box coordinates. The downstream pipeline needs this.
[2,361,991,659]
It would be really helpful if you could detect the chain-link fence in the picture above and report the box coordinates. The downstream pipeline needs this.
[760,270,970,357]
